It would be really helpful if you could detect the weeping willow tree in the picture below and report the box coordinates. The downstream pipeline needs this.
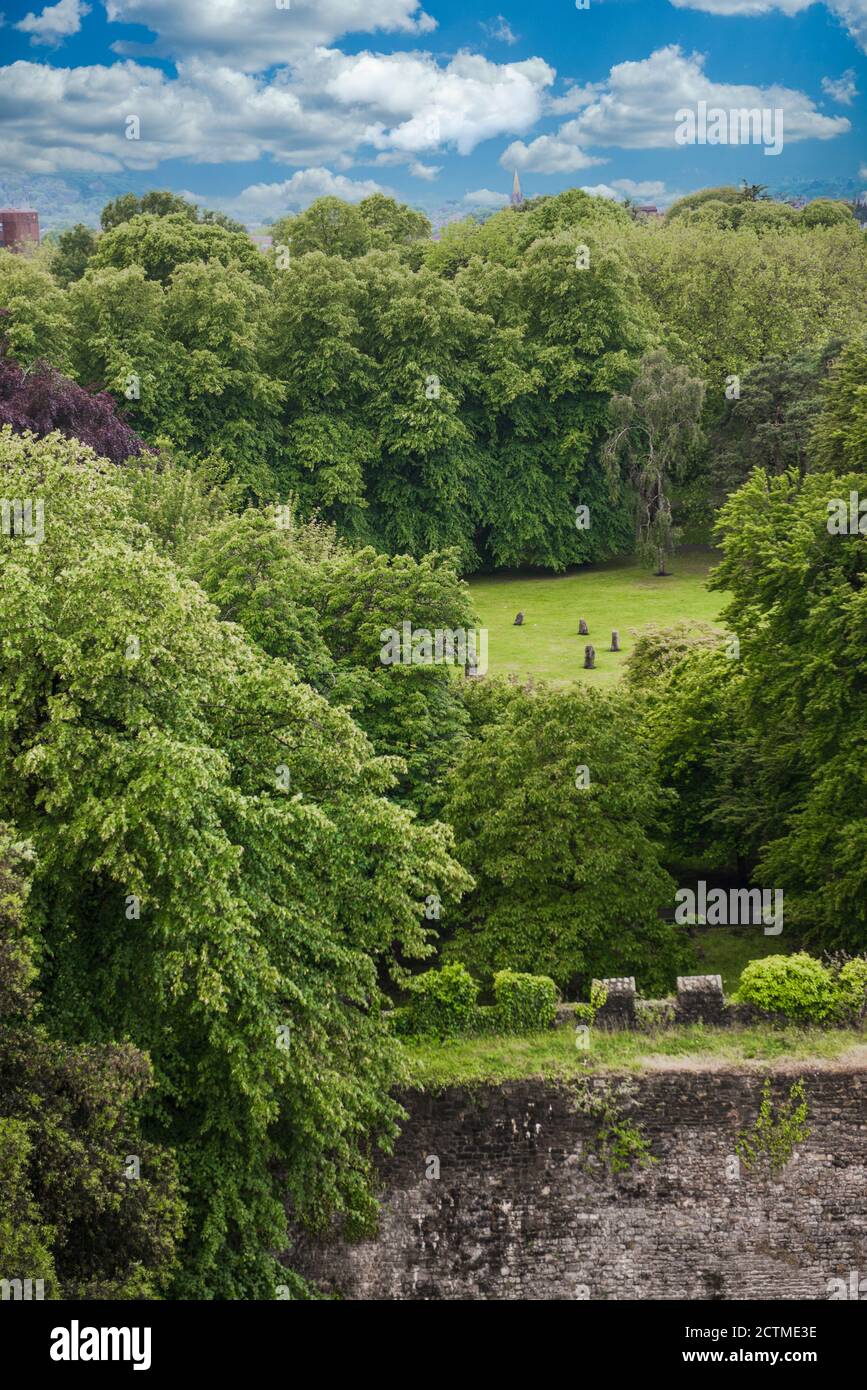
[602,348,705,575]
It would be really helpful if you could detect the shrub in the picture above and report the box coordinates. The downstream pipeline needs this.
[406,963,480,1038]
[836,958,867,1023]
[493,970,558,1034]
[737,953,838,1022]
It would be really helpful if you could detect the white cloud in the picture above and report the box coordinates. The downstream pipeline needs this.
[503,46,848,177]
[612,178,667,197]
[501,134,605,174]
[668,0,867,55]
[372,151,442,178]
[0,59,364,173]
[821,69,858,103]
[547,83,598,116]
[463,187,510,206]
[481,15,520,44]
[580,184,620,199]
[670,0,810,11]
[105,0,437,73]
[319,49,554,156]
[550,46,849,152]
[0,44,554,175]
[15,0,90,46]
[214,169,391,221]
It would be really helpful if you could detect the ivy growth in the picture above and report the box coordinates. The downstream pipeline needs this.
[569,1077,656,1178]
[736,1078,811,1177]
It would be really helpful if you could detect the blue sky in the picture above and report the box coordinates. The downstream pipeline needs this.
[0,0,865,225]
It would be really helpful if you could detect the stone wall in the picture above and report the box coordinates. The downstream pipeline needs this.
[289,1070,867,1300]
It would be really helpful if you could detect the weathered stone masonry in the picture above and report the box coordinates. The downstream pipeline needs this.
[290,1071,867,1300]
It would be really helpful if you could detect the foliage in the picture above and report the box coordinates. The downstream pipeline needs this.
[271,194,431,264]
[737,954,838,1022]
[0,428,471,1296]
[603,349,705,574]
[0,348,149,463]
[443,683,687,992]
[836,958,867,1024]
[711,469,867,946]
[624,621,726,689]
[91,213,266,286]
[0,251,71,368]
[810,334,867,473]
[570,1076,655,1177]
[185,504,333,688]
[641,647,755,870]
[0,824,183,1298]
[50,224,99,287]
[1,188,861,575]
[709,341,841,490]
[99,190,246,236]
[626,220,866,389]
[67,260,283,496]
[735,1078,810,1176]
[102,191,197,231]
[666,186,745,220]
[405,963,480,1039]
[493,970,558,1033]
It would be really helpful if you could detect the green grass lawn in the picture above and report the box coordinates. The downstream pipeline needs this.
[468,546,727,687]
[402,1025,865,1091]
[689,928,792,994]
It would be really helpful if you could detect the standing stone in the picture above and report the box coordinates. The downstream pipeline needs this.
[676,975,726,1026]
[584,644,595,669]
[579,618,589,636]
[610,630,620,652]
[593,977,636,1030]
[514,612,524,626]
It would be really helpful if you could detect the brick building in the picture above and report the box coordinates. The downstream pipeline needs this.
[0,210,40,251]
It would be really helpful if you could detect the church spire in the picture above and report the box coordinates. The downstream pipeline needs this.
[511,170,523,207]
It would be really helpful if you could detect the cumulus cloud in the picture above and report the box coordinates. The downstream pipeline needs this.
[821,69,858,103]
[319,49,554,156]
[371,150,441,178]
[612,178,667,197]
[213,169,392,221]
[502,46,847,176]
[500,134,605,174]
[463,187,511,206]
[547,83,599,116]
[15,0,90,47]
[0,44,553,175]
[579,184,620,199]
[668,0,867,54]
[105,0,437,73]
[0,59,363,173]
[533,46,848,158]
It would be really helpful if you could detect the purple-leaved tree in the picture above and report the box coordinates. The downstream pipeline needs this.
[0,331,149,465]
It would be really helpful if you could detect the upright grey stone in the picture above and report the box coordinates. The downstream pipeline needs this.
[593,977,636,1030]
[676,974,725,1025]
[584,644,596,669]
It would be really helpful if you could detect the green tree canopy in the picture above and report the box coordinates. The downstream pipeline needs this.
[91,213,264,285]
[0,426,471,1296]
[442,684,685,993]
[0,825,183,1298]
